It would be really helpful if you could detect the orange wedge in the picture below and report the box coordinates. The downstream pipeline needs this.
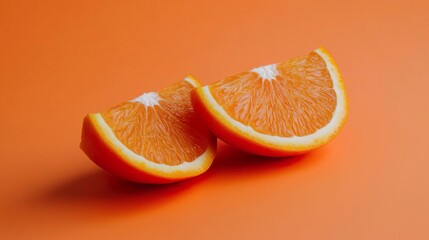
[192,47,348,156]
[80,76,217,184]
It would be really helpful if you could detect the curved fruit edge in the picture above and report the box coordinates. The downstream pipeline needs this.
[191,47,348,156]
[80,76,217,183]
[314,47,348,127]
[184,74,202,87]
[191,89,296,156]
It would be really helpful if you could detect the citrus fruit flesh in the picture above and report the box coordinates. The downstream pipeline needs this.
[80,76,216,184]
[191,47,347,156]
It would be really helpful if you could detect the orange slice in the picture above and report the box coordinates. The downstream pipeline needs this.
[191,47,348,156]
[80,76,217,184]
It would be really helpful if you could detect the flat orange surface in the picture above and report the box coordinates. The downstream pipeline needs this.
[1,0,428,239]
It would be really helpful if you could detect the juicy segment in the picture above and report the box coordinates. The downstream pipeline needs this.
[101,81,210,166]
[209,52,337,137]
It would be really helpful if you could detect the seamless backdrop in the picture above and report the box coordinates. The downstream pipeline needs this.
[1,0,428,239]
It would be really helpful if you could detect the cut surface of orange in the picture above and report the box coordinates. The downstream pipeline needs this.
[192,47,348,156]
[80,76,216,184]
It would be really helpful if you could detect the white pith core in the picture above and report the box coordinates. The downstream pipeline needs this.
[251,63,279,81]
[130,92,161,107]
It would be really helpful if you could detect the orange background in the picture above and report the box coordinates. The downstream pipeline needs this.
[1,0,428,239]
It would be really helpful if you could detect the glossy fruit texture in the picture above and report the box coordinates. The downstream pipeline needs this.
[80,76,217,184]
[191,47,348,156]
